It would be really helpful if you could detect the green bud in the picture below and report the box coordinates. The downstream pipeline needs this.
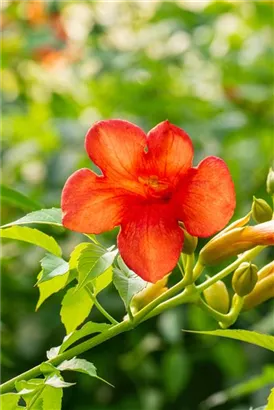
[251,197,272,223]
[232,262,258,297]
[203,280,230,314]
[181,228,198,255]
[266,167,274,195]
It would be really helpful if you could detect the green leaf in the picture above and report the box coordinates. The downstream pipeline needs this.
[38,254,69,284]
[113,257,147,310]
[69,243,91,270]
[267,387,274,410]
[41,386,63,410]
[183,329,274,352]
[0,393,19,410]
[57,357,113,386]
[45,375,75,388]
[77,244,117,291]
[1,208,62,228]
[0,226,61,256]
[47,322,111,359]
[40,362,60,376]
[0,184,41,211]
[94,266,113,295]
[36,271,69,310]
[203,365,274,408]
[15,379,44,406]
[60,286,94,334]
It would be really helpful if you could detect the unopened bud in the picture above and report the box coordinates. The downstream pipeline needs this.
[131,276,168,313]
[251,197,272,223]
[203,280,230,314]
[243,270,274,310]
[257,261,274,280]
[232,262,258,297]
[182,228,198,255]
[266,167,274,196]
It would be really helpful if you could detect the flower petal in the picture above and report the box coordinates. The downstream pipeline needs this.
[61,169,132,234]
[118,203,184,283]
[145,121,193,182]
[176,156,236,237]
[85,119,147,185]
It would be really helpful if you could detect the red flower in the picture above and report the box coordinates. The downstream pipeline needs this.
[61,120,236,282]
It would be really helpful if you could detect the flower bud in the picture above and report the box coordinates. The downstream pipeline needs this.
[199,221,274,266]
[251,197,272,223]
[203,280,230,314]
[181,228,198,255]
[257,261,274,280]
[232,262,258,297]
[243,270,274,310]
[131,276,168,313]
[266,167,274,196]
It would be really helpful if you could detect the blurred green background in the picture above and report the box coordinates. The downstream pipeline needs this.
[1,1,274,409]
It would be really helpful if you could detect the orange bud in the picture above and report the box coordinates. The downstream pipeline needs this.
[257,261,274,280]
[199,221,274,266]
[203,280,230,314]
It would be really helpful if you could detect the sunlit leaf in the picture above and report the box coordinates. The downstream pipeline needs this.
[45,375,75,388]
[36,271,70,310]
[94,266,113,295]
[0,226,61,256]
[183,329,274,351]
[38,254,69,284]
[69,243,91,270]
[266,387,274,410]
[1,208,62,228]
[57,357,113,386]
[113,256,147,310]
[40,386,63,410]
[77,244,117,291]
[0,184,41,211]
[47,322,111,359]
[60,286,94,334]
[0,393,19,410]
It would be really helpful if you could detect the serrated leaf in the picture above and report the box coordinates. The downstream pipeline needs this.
[0,393,19,410]
[38,254,69,284]
[0,226,61,256]
[266,387,274,410]
[77,244,117,291]
[1,208,62,228]
[57,357,112,386]
[15,379,44,406]
[36,270,69,310]
[0,184,41,211]
[113,257,147,310]
[69,243,91,270]
[183,329,274,352]
[60,286,94,334]
[47,322,111,359]
[45,375,75,388]
[41,385,63,410]
[94,266,113,295]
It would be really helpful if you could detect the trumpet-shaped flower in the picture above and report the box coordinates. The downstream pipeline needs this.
[61,120,235,282]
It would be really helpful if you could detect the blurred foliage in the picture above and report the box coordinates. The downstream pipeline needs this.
[1,1,274,409]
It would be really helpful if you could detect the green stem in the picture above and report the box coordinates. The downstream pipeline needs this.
[86,286,118,325]
[196,246,264,293]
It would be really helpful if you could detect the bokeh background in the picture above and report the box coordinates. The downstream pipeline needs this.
[1,1,274,409]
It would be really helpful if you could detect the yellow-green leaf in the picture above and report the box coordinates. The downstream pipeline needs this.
[183,329,274,352]
[60,286,93,334]
[0,393,19,410]
[1,208,62,228]
[0,226,61,256]
[266,387,274,410]
[36,271,69,310]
